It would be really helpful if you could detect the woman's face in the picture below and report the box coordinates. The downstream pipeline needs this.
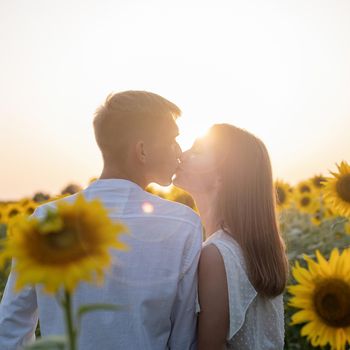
[173,135,220,194]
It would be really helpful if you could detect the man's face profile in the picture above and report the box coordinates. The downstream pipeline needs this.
[145,125,182,186]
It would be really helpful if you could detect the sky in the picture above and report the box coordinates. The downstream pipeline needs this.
[0,0,349,201]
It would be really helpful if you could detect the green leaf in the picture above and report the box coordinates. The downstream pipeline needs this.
[77,303,126,320]
[24,335,67,350]
[76,303,128,332]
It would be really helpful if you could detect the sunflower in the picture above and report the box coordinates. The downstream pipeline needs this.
[0,194,128,293]
[295,192,317,214]
[275,180,292,210]
[296,180,313,195]
[19,198,31,207]
[23,200,38,216]
[310,202,336,225]
[170,186,196,210]
[3,204,23,224]
[311,207,323,226]
[323,161,350,217]
[311,174,327,192]
[288,248,350,350]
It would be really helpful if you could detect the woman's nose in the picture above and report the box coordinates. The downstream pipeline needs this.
[179,149,190,163]
[175,143,182,160]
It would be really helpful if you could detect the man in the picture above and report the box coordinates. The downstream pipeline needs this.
[0,91,203,349]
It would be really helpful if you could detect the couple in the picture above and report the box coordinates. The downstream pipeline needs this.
[0,91,288,350]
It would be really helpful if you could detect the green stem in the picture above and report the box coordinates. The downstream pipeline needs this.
[63,290,77,350]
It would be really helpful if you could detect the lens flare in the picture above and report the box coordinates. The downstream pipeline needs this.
[142,202,154,214]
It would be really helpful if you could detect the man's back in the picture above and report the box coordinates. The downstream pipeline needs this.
[0,179,202,350]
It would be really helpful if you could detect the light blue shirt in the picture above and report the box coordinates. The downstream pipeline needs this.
[0,179,203,350]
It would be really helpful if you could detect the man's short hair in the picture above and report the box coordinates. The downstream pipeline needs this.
[93,91,181,160]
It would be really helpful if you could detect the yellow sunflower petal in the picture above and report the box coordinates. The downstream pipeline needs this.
[329,248,340,273]
[292,264,314,287]
[316,250,332,275]
[291,309,316,325]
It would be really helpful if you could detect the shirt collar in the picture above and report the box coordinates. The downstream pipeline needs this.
[87,178,144,191]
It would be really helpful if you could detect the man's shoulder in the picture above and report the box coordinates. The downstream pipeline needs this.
[144,191,201,227]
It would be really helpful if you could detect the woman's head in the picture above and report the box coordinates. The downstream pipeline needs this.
[173,129,219,193]
[174,124,272,197]
[175,123,289,297]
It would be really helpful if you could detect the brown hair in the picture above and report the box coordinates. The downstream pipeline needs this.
[211,124,289,298]
[93,91,181,161]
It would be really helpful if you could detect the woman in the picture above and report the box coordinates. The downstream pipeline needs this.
[173,124,288,350]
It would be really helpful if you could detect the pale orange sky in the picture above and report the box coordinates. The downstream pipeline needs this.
[1,0,350,201]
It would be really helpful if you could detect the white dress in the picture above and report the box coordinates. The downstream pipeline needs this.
[197,230,284,350]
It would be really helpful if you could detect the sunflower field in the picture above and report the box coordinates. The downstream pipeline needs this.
[1,161,350,350]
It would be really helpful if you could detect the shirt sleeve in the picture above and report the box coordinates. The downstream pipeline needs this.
[0,206,46,349]
[0,270,38,349]
[168,220,203,350]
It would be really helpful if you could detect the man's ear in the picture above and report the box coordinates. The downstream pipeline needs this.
[135,140,147,163]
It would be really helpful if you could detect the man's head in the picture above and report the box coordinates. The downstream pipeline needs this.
[93,91,182,187]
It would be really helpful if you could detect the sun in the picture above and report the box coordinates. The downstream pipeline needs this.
[176,117,211,151]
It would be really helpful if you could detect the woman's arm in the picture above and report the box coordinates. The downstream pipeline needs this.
[197,244,229,350]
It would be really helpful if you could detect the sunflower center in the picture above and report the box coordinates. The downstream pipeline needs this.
[300,185,311,193]
[277,188,286,204]
[314,278,350,328]
[336,174,350,203]
[26,207,35,215]
[32,225,93,265]
[9,208,20,217]
[300,197,310,207]
[45,229,79,250]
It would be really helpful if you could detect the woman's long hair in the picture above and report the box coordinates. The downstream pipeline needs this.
[211,124,289,298]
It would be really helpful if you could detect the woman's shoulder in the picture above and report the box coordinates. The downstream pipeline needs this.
[204,229,245,267]
[200,243,225,271]
[200,240,228,292]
